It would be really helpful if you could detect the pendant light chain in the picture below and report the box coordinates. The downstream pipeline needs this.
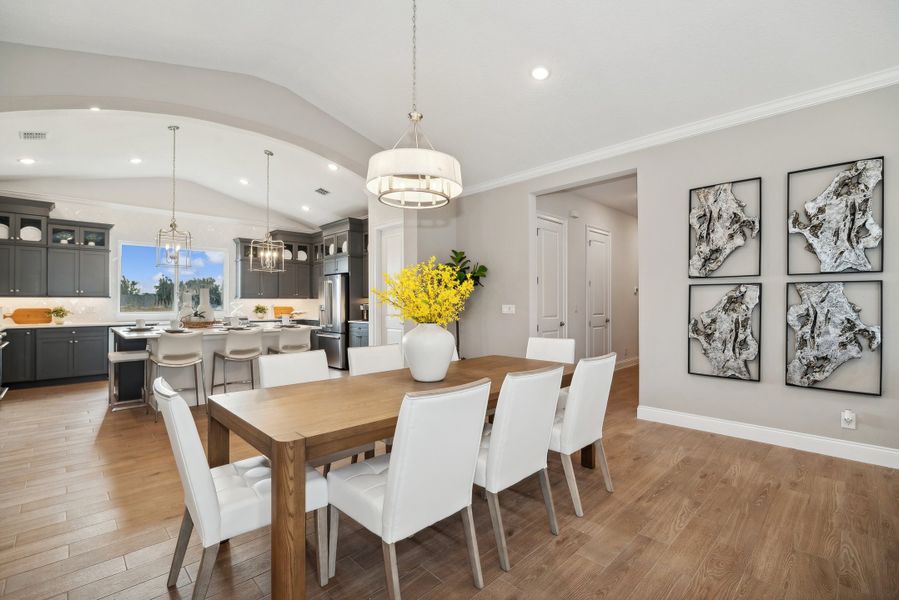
[169,125,179,227]
[411,0,417,115]
[265,149,273,236]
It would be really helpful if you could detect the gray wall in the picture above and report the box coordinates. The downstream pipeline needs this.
[537,191,639,364]
[455,85,898,449]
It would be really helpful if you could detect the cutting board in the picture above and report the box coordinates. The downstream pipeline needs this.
[4,308,52,324]
[273,306,294,318]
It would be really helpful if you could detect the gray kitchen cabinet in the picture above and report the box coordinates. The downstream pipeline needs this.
[47,248,78,296]
[278,263,311,298]
[260,271,279,298]
[78,251,109,297]
[47,249,109,297]
[311,262,322,298]
[14,246,46,296]
[349,322,369,348]
[2,329,35,383]
[72,328,108,376]
[35,330,73,380]
[0,245,13,296]
[35,327,108,380]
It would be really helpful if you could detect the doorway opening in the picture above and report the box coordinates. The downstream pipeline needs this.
[533,173,639,368]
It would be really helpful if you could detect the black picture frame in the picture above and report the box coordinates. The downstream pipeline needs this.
[784,280,883,397]
[687,282,762,382]
[688,177,762,279]
[786,156,885,275]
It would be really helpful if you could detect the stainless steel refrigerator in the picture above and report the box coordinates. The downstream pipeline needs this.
[318,273,349,369]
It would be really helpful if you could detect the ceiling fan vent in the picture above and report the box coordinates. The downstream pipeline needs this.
[18,131,48,141]
[314,187,330,195]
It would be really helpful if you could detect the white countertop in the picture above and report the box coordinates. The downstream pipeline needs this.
[111,324,318,340]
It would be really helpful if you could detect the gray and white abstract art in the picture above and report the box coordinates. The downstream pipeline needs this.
[786,282,881,387]
[689,183,760,277]
[689,284,760,380]
[788,159,883,272]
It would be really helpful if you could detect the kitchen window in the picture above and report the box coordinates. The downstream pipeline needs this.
[118,243,226,315]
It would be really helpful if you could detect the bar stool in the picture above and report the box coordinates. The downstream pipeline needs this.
[146,331,205,421]
[211,329,263,393]
[267,326,311,354]
[107,350,150,411]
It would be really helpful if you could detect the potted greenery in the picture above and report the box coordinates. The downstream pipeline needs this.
[445,250,488,358]
[374,257,474,381]
[253,304,268,320]
[50,306,71,325]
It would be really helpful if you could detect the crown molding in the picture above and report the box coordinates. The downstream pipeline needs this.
[463,67,899,197]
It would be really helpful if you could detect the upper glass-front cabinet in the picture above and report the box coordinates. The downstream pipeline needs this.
[4,215,48,244]
[49,224,109,248]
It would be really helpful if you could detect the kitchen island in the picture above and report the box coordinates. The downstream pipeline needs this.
[111,323,319,405]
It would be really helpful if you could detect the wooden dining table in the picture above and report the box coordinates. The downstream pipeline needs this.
[207,354,585,599]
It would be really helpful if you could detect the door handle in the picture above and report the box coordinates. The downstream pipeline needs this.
[605,318,610,323]
[560,321,565,327]
[317,333,341,339]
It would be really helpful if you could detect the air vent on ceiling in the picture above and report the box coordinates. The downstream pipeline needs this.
[19,131,48,141]
[315,187,330,195]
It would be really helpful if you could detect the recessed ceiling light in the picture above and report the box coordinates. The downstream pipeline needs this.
[239,178,249,185]
[17,157,36,165]
[129,157,142,164]
[531,66,550,81]
[89,106,101,112]
[327,163,339,172]
[301,205,311,212]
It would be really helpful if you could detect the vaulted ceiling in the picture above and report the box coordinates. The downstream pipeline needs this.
[1,1,898,191]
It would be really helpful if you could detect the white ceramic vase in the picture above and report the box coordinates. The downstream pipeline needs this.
[196,288,213,320]
[403,323,455,382]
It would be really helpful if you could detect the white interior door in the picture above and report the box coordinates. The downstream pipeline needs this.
[536,215,566,338]
[586,227,611,357]
[375,223,404,345]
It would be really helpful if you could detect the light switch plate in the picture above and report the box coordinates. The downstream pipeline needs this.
[501,304,516,314]
[841,409,856,430]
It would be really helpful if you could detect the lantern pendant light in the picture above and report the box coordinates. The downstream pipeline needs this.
[365,0,463,209]
[249,150,285,273]
[155,125,192,268]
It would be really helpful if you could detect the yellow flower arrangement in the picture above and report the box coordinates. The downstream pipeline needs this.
[373,257,475,327]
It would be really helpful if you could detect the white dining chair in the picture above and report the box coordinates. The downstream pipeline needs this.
[257,350,330,387]
[525,337,576,364]
[473,365,564,571]
[347,344,404,376]
[550,353,616,517]
[257,351,375,468]
[526,336,575,409]
[153,378,330,597]
[327,379,491,599]
[147,331,205,421]
[211,329,263,393]
[268,326,312,354]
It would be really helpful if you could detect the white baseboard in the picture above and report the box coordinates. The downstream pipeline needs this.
[616,356,639,371]
[637,405,899,469]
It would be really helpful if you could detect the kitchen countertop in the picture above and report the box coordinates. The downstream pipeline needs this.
[111,323,319,340]
[1,320,131,330]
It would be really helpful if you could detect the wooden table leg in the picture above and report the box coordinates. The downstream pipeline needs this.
[207,412,230,468]
[271,437,307,599]
[580,443,596,469]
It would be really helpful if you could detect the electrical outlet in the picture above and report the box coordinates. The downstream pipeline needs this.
[501,304,516,315]
[841,409,857,430]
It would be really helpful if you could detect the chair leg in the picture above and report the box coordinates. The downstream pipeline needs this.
[167,508,193,588]
[200,360,208,414]
[597,439,614,492]
[249,358,255,390]
[210,354,217,394]
[151,363,160,423]
[460,505,484,589]
[382,540,401,600]
[560,453,584,517]
[328,505,339,578]
[538,468,560,535]
[192,542,219,600]
[486,491,511,571]
[315,507,329,587]
[222,358,228,393]
[193,363,202,409]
